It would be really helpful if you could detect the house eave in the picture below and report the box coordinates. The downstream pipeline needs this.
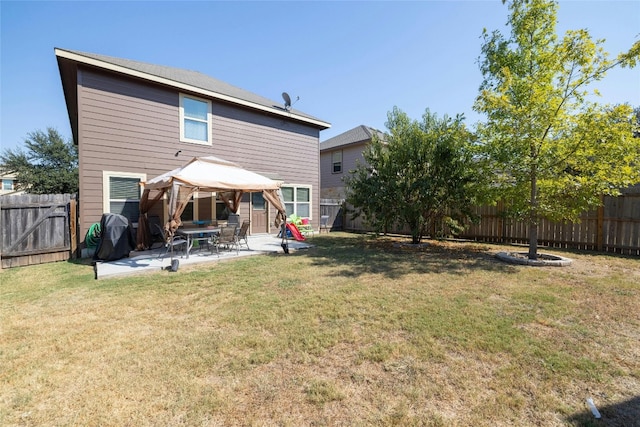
[320,139,370,153]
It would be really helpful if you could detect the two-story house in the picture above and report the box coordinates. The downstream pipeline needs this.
[55,48,330,245]
[319,125,385,200]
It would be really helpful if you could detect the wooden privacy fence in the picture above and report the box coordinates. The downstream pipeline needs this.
[343,189,640,256]
[459,196,640,255]
[1,194,78,268]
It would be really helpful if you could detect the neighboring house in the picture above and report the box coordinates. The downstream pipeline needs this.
[319,125,385,200]
[55,48,330,245]
[0,174,24,196]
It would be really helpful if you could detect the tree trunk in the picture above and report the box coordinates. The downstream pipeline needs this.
[528,220,538,260]
[411,227,421,244]
[528,162,538,260]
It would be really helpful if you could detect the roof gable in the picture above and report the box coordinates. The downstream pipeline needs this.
[320,125,386,151]
[55,48,330,130]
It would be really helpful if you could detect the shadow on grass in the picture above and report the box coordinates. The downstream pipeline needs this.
[303,233,519,279]
[566,395,640,427]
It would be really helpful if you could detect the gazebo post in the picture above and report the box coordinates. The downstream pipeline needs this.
[281,216,289,254]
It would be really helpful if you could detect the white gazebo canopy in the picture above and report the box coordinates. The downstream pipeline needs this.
[143,156,283,193]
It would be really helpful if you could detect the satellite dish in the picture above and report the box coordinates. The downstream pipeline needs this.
[282,92,292,110]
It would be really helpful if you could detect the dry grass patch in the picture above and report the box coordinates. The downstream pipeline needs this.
[1,233,639,426]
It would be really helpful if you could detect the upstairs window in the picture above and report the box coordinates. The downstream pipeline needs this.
[180,94,212,145]
[332,150,342,173]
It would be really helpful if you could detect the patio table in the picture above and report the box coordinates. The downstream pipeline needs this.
[177,228,220,258]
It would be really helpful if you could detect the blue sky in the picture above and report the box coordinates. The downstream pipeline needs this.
[1,1,639,153]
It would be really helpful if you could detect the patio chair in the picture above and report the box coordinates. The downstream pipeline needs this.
[214,224,239,255]
[319,215,330,233]
[236,220,250,250]
[148,215,164,246]
[154,223,188,259]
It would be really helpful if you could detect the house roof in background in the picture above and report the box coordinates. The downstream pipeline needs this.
[319,125,386,151]
[54,48,331,130]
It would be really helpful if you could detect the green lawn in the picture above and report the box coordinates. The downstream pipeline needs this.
[1,233,638,426]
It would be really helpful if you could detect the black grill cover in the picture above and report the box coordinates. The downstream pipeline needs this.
[93,213,136,261]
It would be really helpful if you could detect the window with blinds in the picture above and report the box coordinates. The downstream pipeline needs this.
[109,176,141,223]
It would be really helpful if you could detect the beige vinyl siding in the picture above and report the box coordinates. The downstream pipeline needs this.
[77,69,177,232]
[213,112,318,177]
[320,141,367,199]
[76,68,320,236]
[343,143,367,173]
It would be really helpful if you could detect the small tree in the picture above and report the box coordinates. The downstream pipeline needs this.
[0,128,78,194]
[474,0,640,259]
[345,107,486,244]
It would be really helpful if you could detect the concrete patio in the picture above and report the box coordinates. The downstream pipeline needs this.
[94,234,312,279]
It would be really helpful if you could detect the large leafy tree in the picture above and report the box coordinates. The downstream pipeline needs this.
[0,128,78,194]
[474,0,640,259]
[345,107,486,244]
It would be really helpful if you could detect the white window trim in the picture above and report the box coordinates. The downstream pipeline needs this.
[103,171,146,226]
[179,93,213,145]
[282,184,313,220]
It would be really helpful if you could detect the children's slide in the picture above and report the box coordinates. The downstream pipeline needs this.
[286,223,306,241]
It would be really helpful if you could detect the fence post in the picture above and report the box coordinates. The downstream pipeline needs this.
[498,200,504,243]
[597,195,604,252]
[69,198,78,258]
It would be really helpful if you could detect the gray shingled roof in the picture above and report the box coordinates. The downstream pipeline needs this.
[57,48,329,127]
[320,125,386,151]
